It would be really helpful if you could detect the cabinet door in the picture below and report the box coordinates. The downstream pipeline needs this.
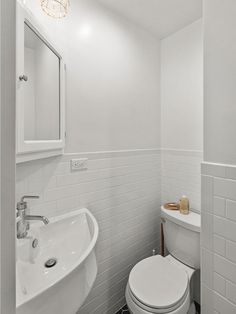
[16,3,65,163]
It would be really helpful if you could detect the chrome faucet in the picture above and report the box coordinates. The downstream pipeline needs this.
[16,195,49,239]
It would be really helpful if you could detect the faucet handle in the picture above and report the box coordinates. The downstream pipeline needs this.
[20,195,39,202]
[17,195,39,210]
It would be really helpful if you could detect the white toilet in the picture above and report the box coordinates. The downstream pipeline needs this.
[125,206,201,314]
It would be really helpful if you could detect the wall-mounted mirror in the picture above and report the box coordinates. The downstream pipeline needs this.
[16,3,65,163]
[24,22,60,141]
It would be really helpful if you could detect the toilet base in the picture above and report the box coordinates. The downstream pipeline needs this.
[187,303,196,314]
[127,303,196,314]
[127,300,195,314]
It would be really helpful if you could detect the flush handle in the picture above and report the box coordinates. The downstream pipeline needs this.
[19,75,28,82]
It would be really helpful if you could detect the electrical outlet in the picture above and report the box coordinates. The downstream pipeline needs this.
[71,158,88,171]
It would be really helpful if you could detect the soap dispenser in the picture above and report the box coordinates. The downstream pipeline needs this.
[179,195,190,215]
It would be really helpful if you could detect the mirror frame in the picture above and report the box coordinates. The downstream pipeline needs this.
[16,2,65,163]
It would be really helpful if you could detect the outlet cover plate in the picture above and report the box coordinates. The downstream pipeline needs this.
[71,158,88,171]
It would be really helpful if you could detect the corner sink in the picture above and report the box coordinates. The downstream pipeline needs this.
[16,208,99,314]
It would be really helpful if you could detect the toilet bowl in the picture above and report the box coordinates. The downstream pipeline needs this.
[126,284,190,314]
[125,207,201,314]
[126,255,195,314]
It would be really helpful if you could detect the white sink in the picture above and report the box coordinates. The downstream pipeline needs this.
[16,208,99,314]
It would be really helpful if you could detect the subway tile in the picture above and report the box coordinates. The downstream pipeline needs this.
[41,159,61,177]
[57,162,159,188]
[214,177,236,201]
[43,185,77,202]
[213,272,226,296]
[28,176,57,193]
[213,291,236,314]
[201,284,214,314]
[57,167,126,187]
[56,196,79,214]
[92,288,126,314]
[214,215,236,242]
[226,240,236,263]
[213,235,226,257]
[16,150,203,313]
[213,197,225,217]
[29,201,57,218]
[200,163,236,314]
[80,274,127,314]
[226,200,236,222]
[201,248,213,288]
[16,151,161,314]
[213,216,225,238]
[201,175,213,213]
[201,163,226,178]
[214,254,236,284]
[16,179,28,201]
[225,166,236,180]
[226,281,236,305]
[201,163,208,175]
[53,162,70,175]
[201,212,213,250]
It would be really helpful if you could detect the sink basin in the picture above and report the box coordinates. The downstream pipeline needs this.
[16,208,99,314]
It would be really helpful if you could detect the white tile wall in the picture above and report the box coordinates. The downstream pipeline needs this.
[201,162,236,314]
[161,149,202,211]
[16,149,161,314]
[16,148,202,313]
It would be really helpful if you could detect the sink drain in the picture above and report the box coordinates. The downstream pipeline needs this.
[45,258,57,268]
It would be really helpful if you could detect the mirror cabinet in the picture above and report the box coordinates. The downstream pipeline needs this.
[16,3,65,163]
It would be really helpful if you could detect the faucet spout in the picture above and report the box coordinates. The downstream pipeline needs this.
[25,215,50,225]
[16,195,49,239]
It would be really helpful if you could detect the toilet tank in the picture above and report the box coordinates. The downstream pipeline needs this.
[161,206,201,269]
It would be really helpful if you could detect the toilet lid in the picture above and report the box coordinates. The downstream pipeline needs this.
[129,255,189,310]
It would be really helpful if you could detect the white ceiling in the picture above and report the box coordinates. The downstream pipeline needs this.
[98,0,202,38]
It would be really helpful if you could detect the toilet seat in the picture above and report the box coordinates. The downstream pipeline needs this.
[128,255,189,313]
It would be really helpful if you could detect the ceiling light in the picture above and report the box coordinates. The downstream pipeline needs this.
[40,0,70,19]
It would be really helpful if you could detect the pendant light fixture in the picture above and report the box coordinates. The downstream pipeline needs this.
[40,0,70,18]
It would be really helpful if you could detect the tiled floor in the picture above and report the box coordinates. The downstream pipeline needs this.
[115,304,129,314]
[115,302,201,314]
[195,302,201,314]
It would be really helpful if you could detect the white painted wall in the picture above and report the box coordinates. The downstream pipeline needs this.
[161,19,203,151]
[161,150,202,211]
[160,20,203,215]
[23,0,161,153]
[204,0,236,165]
[65,0,161,152]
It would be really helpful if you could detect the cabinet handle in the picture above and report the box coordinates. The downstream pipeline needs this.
[19,75,28,82]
